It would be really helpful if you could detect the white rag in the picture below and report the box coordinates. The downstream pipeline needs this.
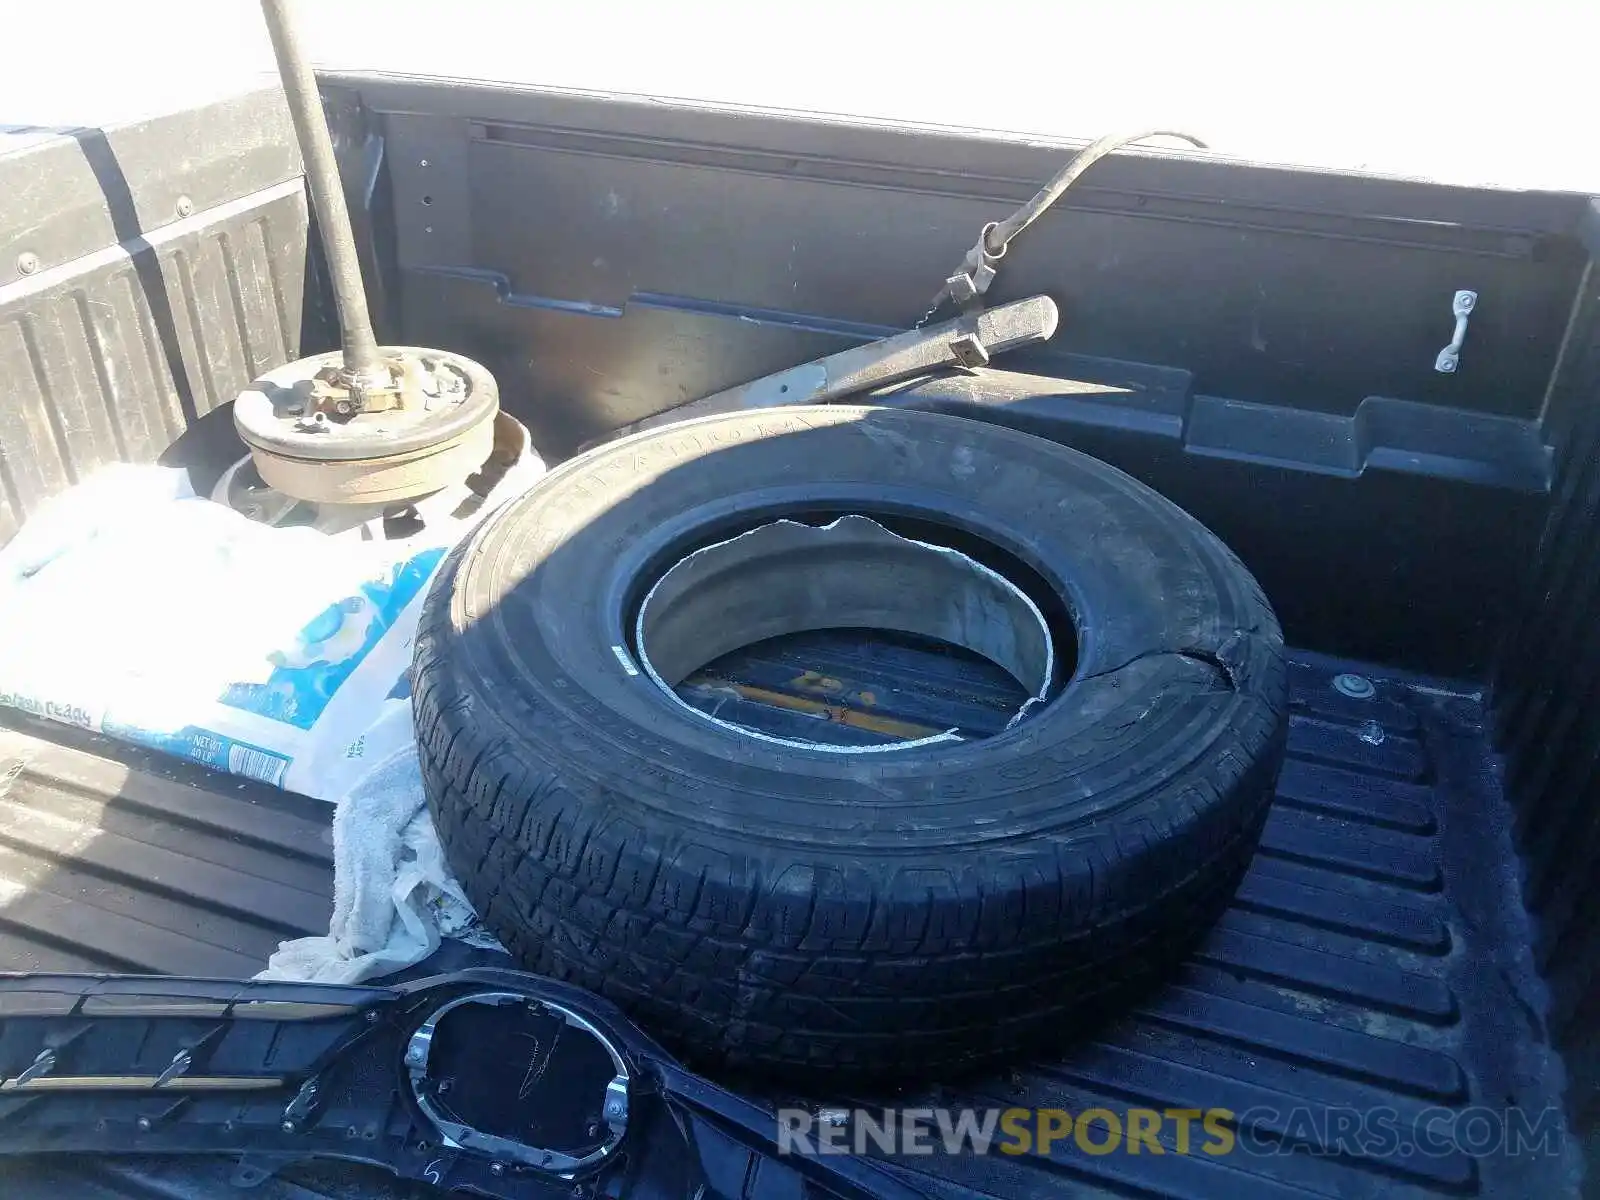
[258,708,503,984]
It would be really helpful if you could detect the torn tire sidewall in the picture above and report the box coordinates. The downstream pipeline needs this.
[428,406,1286,848]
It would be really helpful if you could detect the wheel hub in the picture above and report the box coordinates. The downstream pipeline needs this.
[216,411,535,540]
[233,347,499,505]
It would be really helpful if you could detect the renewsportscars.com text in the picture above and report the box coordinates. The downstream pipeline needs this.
[777,1105,1564,1159]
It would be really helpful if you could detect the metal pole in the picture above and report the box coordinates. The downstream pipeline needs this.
[259,0,383,380]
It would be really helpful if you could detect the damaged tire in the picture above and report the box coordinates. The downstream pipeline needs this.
[414,405,1288,1078]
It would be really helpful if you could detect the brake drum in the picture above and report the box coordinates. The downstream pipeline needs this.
[233,348,499,505]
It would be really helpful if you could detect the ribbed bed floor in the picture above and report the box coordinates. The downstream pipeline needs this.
[0,648,1571,1198]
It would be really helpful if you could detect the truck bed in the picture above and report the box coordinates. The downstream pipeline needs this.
[0,648,1572,1199]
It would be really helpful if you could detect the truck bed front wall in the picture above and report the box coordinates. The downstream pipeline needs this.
[328,74,1595,677]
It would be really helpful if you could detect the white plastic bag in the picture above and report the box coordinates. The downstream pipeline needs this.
[0,456,541,983]
[0,458,533,802]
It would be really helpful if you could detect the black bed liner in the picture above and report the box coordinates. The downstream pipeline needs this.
[0,651,1574,1198]
[0,719,333,976]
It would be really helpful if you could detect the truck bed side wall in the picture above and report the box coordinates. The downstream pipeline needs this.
[1489,220,1600,1131]
[0,89,328,540]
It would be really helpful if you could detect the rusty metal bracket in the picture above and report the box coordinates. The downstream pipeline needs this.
[301,351,442,418]
[948,333,991,373]
[921,130,1207,325]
